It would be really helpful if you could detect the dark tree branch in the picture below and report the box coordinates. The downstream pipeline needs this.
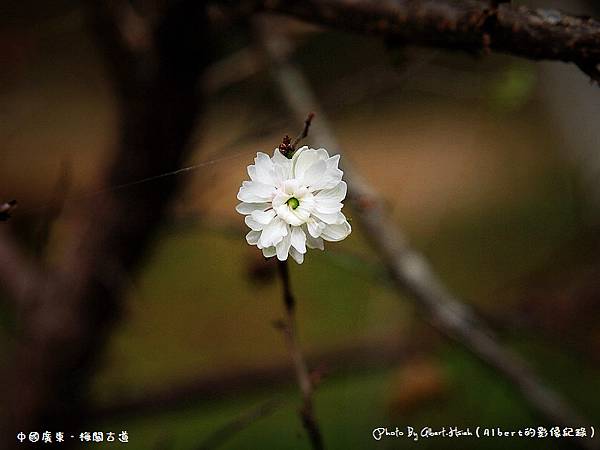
[1,1,211,445]
[276,260,324,450]
[255,20,599,450]
[225,0,600,81]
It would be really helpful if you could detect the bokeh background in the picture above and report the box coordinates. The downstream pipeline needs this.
[1,0,600,449]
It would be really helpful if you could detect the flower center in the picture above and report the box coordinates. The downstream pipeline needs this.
[286,197,300,210]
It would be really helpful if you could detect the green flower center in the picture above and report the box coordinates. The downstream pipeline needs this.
[287,197,300,210]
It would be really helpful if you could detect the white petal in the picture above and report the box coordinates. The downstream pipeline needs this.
[315,202,343,214]
[289,247,305,264]
[293,203,312,222]
[262,246,277,258]
[314,188,344,213]
[237,180,276,203]
[272,148,292,181]
[249,152,276,185]
[321,220,351,242]
[316,148,331,159]
[291,226,307,254]
[246,230,261,245]
[295,194,315,215]
[282,179,300,195]
[306,155,343,191]
[301,160,327,189]
[293,147,327,181]
[307,218,326,238]
[236,202,271,215]
[259,217,288,248]
[276,229,292,261]
[310,169,342,191]
[311,210,345,225]
[245,215,265,231]
[305,232,324,250]
[272,191,290,209]
[273,164,289,187]
[290,145,308,165]
[315,181,347,203]
[250,209,276,225]
[327,154,340,170]
[275,204,305,227]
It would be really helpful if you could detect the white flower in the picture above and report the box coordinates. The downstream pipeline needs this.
[236,146,351,264]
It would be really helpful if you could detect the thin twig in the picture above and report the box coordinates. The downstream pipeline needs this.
[292,112,315,149]
[255,19,598,450]
[276,260,324,450]
[197,398,283,450]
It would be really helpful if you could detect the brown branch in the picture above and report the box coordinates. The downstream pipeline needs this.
[255,19,599,450]
[228,0,600,81]
[1,1,211,446]
[292,112,315,149]
[275,260,324,450]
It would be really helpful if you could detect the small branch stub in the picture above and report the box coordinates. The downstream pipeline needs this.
[278,135,294,158]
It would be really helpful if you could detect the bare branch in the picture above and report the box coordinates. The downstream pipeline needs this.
[229,0,600,81]
[255,19,599,450]
[276,260,324,450]
[292,112,315,149]
[1,1,211,444]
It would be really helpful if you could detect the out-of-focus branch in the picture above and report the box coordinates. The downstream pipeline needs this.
[225,0,600,81]
[276,260,324,450]
[203,14,318,94]
[33,161,71,257]
[0,229,40,308]
[197,399,283,450]
[1,1,210,445]
[90,336,416,421]
[0,165,69,308]
[255,19,598,449]
[203,46,265,94]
